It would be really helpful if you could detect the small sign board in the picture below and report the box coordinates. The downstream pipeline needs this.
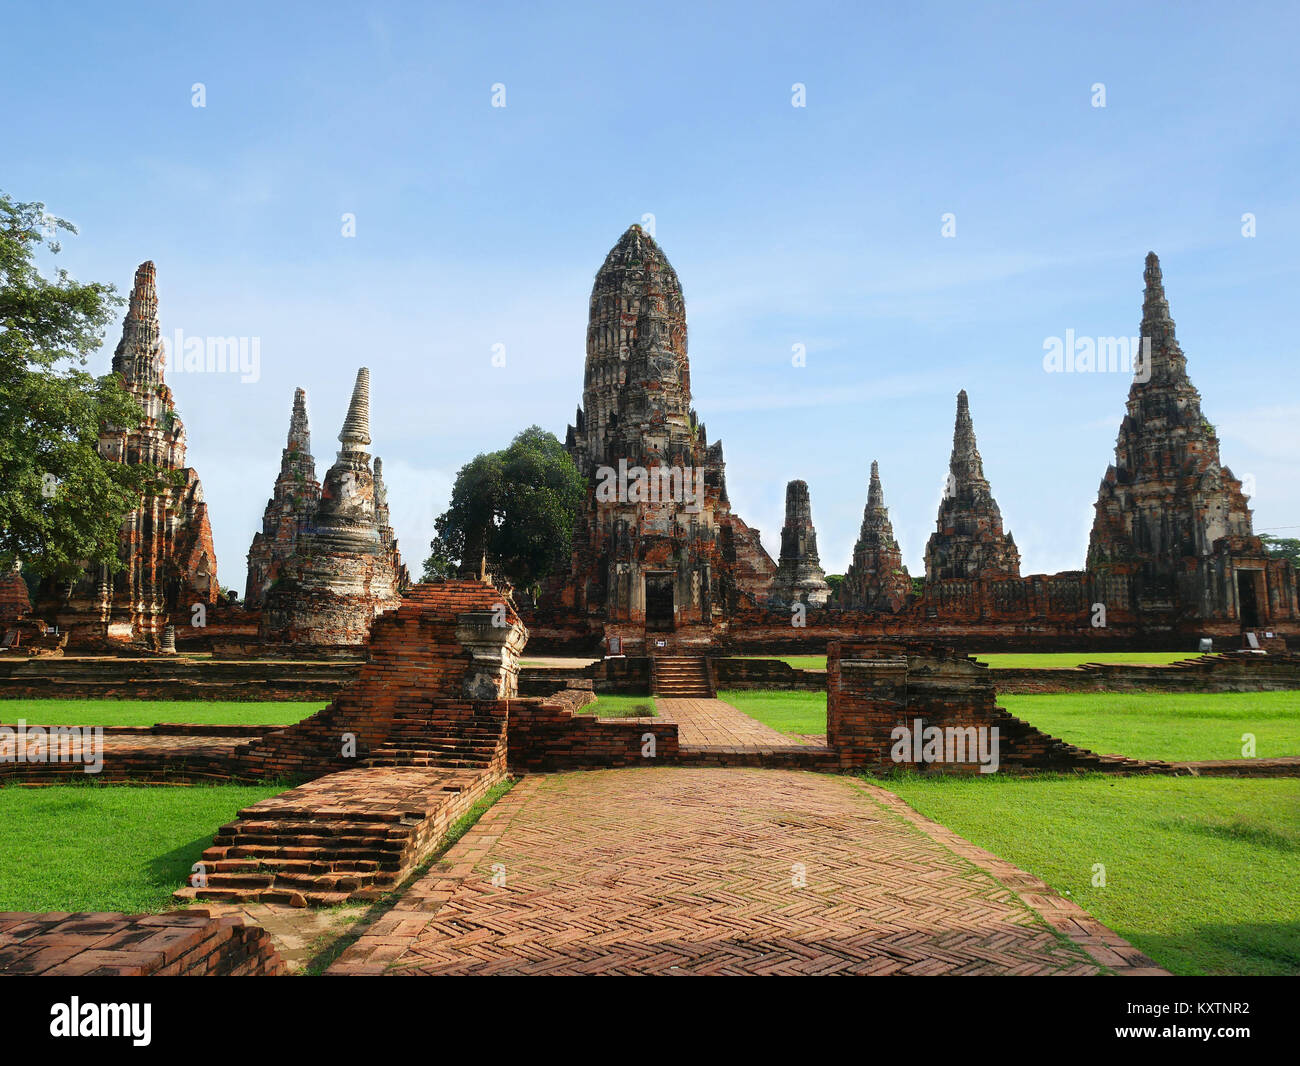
[655,638,667,648]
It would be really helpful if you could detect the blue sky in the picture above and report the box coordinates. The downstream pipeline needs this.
[4,1,1298,587]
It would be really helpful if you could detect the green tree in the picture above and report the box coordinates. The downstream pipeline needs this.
[0,192,162,579]
[1261,535,1300,568]
[425,426,585,594]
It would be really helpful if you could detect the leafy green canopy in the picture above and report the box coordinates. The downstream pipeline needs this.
[1261,535,1300,568]
[0,192,163,579]
[423,426,585,593]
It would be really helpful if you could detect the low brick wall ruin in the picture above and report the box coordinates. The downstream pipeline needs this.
[506,693,679,772]
[0,910,286,976]
[992,654,1300,694]
[827,641,1164,774]
[711,657,824,690]
[0,655,359,703]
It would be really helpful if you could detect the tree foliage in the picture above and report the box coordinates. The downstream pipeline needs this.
[1261,535,1300,568]
[0,192,162,579]
[424,426,585,593]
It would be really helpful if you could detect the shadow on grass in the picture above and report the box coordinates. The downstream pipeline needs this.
[1158,816,1300,854]
[1136,921,1300,976]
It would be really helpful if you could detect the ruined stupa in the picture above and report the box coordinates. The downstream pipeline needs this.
[1087,253,1297,627]
[260,368,403,646]
[39,262,218,648]
[373,457,411,590]
[923,390,1021,583]
[545,224,775,642]
[769,480,831,607]
[840,461,912,612]
[245,388,321,609]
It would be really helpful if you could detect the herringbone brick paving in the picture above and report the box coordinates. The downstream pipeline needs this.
[657,697,818,749]
[331,767,1159,976]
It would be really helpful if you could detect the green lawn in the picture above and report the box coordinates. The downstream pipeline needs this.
[978,650,1203,669]
[739,651,1205,671]
[584,693,656,718]
[720,690,825,735]
[0,781,287,913]
[0,699,324,728]
[722,689,1300,763]
[1001,691,1300,763]
[883,773,1300,976]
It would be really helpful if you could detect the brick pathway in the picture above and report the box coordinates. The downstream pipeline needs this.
[656,697,819,749]
[331,768,1162,976]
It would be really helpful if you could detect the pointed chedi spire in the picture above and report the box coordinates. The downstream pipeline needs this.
[770,479,830,607]
[866,460,884,510]
[243,387,322,608]
[1138,251,1188,388]
[288,387,312,455]
[949,389,982,479]
[842,459,911,612]
[1087,252,1256,608]
[925,391,1020,580]
[112,261,165,387]
[339,367,371,449]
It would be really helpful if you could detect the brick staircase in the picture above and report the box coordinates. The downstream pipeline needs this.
[174,764,501,907]
[175,701,509,907]
[365,703,507,770]
[652,656,715,698]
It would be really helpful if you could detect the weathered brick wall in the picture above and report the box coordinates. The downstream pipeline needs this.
[826,641,1164,774]
[994,655,1300,694]
[0,570,31,623]
[0,655,358,702]
[229,582,523,780]
[711,657,824,690]
[506,693,678,772]
[0,910,286,976]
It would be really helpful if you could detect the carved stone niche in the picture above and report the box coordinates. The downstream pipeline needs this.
[456,609,528,700]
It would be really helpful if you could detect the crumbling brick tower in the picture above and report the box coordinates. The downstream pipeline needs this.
[245,388,321,609]
[769,480,831,607]
[550,225,775,643]
[840,461,912,612]
[39,262,218,649]
[260,367,404,647]
[1087,253,1298,632]
[924,390,1021,583]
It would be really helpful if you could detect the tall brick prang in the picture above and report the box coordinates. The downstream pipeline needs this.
[245,388,321,609]
[769,480,830,607]
[543,225,776,646]
[840,461,912,612]
[1086,253,1298,628]
[924,390,1020,583]
[38,262,219,649]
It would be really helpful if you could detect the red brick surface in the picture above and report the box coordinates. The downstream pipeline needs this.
[0,910,286,976]
[331,769,1161,976]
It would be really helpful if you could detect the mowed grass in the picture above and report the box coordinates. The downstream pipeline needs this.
[722,689,1300,763]
[584,693,656,718]
[0,699,324,728]
[0,781,287,913]
[740,651,1204,670]
[720,690,825,735]
[1001,691,1300,763]
[883,773,1300,976]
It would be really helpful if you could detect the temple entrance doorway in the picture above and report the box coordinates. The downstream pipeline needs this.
[1237,569,1263,628]
[645,573,675,631]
